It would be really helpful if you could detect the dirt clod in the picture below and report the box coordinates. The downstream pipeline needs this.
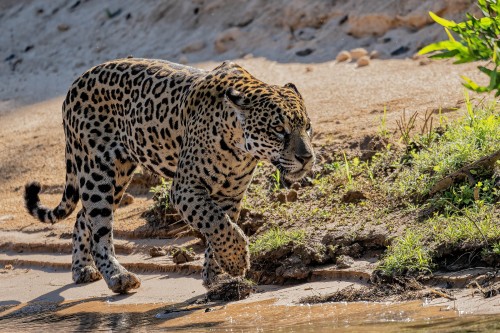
[336,255,354,269]
[286,189,298,202]
[120,193,134,207]
[342,190,367,203]
[207,277,254,301]
[276,192,287,203]
[149,246,167,258]
[301,276,429,304]
[172,247,197,264]
[4,264,13,270]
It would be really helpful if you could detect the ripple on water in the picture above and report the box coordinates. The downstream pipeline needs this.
[0,299,499,332]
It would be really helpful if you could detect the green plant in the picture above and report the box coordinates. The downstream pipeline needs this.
[379,230,434,275]
[392,100,500,199]
[150,178,171,210]
[271,169,282,192]
[342,152,353,185]
[419,1,500,95]
[492,241,500,254]
[250,227,306,255]
[378,106,390,138]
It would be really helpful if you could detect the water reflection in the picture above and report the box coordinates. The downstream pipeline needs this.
[1,299,499,332]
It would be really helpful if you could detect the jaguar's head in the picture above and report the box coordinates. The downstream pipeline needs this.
[225,81,315,182]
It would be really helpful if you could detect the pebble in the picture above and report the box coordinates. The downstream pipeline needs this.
[336,50,351,62]
[119,193,134,207]
[369,50,380,59]
[181,40,206,54]
[149,246,167,257]
[57,24,70,32]
[350,48,368,60]
[357,56,370,67]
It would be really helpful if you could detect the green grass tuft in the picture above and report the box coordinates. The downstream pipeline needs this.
[250,227,306,255]
[393,100,500,200]
[379,230,434,275]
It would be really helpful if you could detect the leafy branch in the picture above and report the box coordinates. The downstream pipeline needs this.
[419,0,500,95]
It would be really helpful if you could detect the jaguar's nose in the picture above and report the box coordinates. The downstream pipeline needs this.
[295,151,313,165]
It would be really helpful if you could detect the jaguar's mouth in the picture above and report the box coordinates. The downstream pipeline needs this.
[271,160,310,183]
[282,168,309,182]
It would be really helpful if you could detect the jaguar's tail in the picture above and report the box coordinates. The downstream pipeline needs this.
[24,170,79,224]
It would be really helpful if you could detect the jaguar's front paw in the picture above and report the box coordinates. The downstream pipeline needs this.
[72,265,102,284]
[108,271,141,294]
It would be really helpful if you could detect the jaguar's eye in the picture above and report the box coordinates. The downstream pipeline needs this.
[274,126,285,134]
[305,123,311,131]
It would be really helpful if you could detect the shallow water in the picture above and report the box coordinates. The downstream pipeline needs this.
[1,299,499,332]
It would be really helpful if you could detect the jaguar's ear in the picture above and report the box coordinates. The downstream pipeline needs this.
[225,88,249,109]
[284,82,302,97]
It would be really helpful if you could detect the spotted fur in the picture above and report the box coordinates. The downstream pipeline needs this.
[24,58,315,293]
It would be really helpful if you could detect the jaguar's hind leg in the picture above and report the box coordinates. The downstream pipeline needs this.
[72,209,102,283]
[81,157,140,293]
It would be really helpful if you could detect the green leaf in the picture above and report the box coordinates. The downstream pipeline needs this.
[418,40,467,55]
[461,75,489,92]
[444,27,456,42]
[429,11,456,28]
[429,49,460,59]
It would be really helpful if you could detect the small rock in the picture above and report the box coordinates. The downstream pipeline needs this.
[291,182,301,190]
[336,50,351,62]
[214,27,241,54]
[336,255,354,269]
[172,247,197,264]
[356,56,370,67]
[57,24,70,32]
[120,193,134,207]
[243,53,254,59]
[369,50,379,59]
[149,246,167,257]
[181,40,206,54]
[286,189,298,202]
[4,264,13,270]
[350,48,368,60]
[281,265,310,279]
[179,55,188,65]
